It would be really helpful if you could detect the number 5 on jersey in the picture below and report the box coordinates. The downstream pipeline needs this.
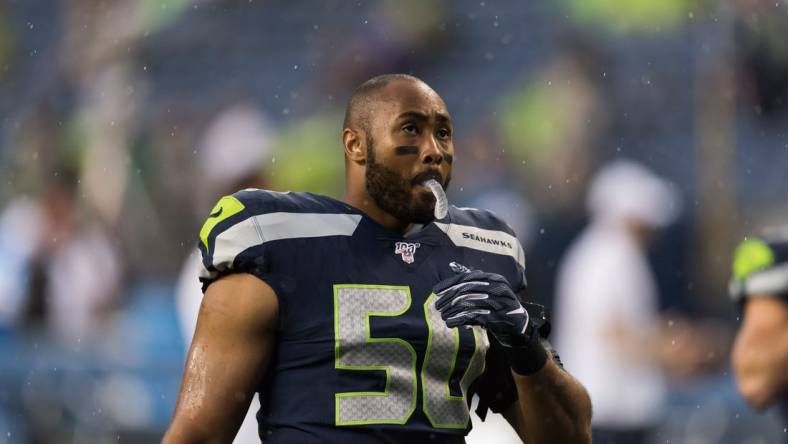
[333,285,489,429]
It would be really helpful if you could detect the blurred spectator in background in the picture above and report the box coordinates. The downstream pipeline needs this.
[0,168,122,342]
[729,231,788,433]
[174,102,274,444]
[553,160,680,444]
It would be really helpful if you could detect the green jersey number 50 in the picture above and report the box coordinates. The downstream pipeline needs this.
[333,284,489,429]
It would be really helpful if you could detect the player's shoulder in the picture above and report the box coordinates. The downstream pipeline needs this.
[198,190,362,280]
[730,229,788,300]
[439,206,525,269]
[232,189,351,215]
[199,189,359,254]
[445,205,518,236]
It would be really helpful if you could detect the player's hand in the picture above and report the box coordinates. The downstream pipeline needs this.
[432,266,550,375]
[433,269,532,348]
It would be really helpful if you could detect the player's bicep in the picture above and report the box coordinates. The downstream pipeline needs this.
[163,273,278,444]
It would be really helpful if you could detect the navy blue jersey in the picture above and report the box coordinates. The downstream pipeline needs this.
[198,189,527,443]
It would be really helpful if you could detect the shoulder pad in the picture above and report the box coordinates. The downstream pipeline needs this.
[198,190,361,281]
[447,206,518,236]
[436,206,525,269]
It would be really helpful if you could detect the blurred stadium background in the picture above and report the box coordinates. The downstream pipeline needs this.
[1,0,787,443]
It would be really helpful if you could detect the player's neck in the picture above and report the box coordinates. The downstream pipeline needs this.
[343,190,411,234]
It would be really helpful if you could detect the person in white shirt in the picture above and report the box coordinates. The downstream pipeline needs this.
[553,160,680,444]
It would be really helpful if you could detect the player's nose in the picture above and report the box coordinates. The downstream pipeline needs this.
[420,134,444,165]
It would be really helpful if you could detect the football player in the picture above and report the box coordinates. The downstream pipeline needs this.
[162,74,592,444]
[730,234,788,428]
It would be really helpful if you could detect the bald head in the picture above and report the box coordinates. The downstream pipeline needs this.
[343,74,432,132]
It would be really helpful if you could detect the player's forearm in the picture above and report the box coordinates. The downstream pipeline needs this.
[732,297,788,410]
[511,359,592,444]
[732,325,788,409]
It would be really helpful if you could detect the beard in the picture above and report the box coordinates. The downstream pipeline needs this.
[365,136,451,225]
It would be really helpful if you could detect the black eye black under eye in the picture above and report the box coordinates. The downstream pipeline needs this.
[395,146,419,155]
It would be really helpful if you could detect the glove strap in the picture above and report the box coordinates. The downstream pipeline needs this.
[504,339,549,375]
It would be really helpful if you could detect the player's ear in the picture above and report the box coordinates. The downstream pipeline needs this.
[343,128,366,165]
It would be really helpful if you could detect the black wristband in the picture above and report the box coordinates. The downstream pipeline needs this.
[504,339,549,375]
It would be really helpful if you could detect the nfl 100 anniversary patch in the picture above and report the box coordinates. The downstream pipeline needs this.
[394,242,421,264]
